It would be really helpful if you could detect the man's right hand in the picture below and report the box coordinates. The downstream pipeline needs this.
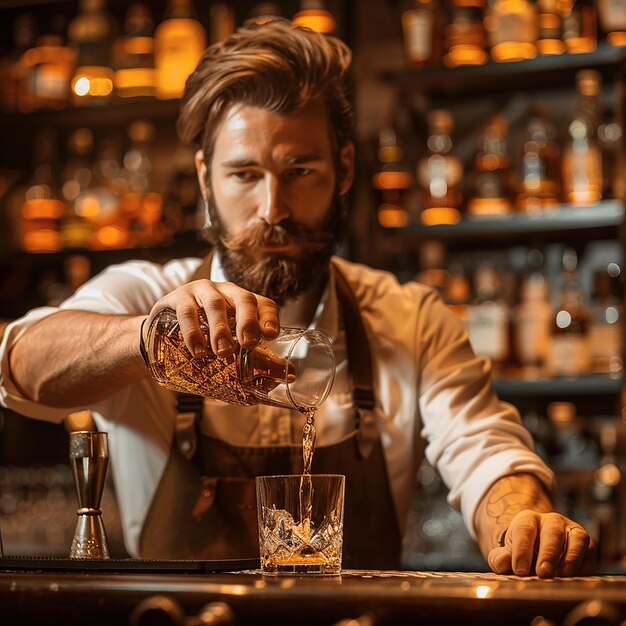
[146,280,280,358]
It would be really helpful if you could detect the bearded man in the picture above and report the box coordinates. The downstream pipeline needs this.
[0,19,596,576]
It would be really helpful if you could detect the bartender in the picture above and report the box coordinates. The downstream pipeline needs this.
[0,18,596,577]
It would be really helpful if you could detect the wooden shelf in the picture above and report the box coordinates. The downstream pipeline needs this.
[493,373,625,397]
[0,235,210,266]
[389,200,625,246]
[0,98,181,130]
[379,43,626,97]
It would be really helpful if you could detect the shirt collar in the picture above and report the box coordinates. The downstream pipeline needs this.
[209,252,340,343]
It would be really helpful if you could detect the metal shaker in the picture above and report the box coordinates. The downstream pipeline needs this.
[69,431,110,559]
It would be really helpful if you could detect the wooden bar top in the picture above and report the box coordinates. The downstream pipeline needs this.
[1,560,626,625]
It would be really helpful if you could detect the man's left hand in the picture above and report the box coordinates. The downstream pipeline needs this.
[487,510,598,578]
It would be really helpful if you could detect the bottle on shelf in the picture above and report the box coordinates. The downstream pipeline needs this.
[209,4,235,44]
[598,108,624,201]
[443,264,471,323]
[162,145,201,238]
[372,126,414,228]
[155,0,207,100]
[0,14,37,112]
[589,263,623,376]
[592,421,622,562]
[61,128,96,249]
[415,240,448,294]
[76,135,131,249]
[596,0,626,47]
[547,248,591,377]
[21,129,65,253]
[417,109,463,225]
[248,3,283,24]
[18,17,76,112]
[401,0,441,67]
[113,3,156,99]
[516,103,561,213]
[292,0,337,34]
[121,120,165,246]
[467,114,513,218]
[68,0,117,106]
[484,0,538,62]
[466,264,511,374]
[443,0,489,67]
[560,0,597,54]
[514,249,553,376]
[536,0,565,55]
[547,401,598,469]
[561,69,603,206]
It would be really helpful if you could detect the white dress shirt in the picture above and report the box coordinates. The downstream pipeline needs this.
[0,254,554,557]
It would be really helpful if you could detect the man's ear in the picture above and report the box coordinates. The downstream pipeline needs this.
[338,141,355,196]
[194,149,209,201]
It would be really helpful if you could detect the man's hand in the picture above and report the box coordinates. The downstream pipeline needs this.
[146,279,280,358]
[487,510,597,578]
[474,473,597,578]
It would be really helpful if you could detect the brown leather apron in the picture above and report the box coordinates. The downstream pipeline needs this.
[140,256,402,569]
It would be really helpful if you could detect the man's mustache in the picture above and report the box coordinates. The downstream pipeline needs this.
[220,221,334,254]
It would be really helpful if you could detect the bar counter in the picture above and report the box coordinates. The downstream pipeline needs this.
[1,559,626,626]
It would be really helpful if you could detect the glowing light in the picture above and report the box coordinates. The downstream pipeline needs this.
[475,585,494,599]
[292,9,336,33]
[73,76,91,96]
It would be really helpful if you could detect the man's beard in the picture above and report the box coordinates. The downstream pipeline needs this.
[203,191,346,306]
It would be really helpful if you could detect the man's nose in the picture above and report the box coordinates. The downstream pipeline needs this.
[257,175,290,225]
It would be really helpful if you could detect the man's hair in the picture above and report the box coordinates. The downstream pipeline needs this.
[176,18,354,164]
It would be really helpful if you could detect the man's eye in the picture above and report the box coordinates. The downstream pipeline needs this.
[232,171,257,182]
[288,168,311,178]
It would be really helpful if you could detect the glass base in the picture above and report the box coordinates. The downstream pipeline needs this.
[261,563,341,576]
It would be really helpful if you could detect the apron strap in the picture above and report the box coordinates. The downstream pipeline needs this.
[332,262,378,460]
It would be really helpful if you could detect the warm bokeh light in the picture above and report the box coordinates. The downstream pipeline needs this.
[292,9,336,33]
[421,207,461,226]
[378,204,410,228]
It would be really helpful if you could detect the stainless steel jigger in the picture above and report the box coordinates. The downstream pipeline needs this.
[69,431,110,559]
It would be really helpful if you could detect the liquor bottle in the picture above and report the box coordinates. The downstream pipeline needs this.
[547,248,591,377]
[401,0,441,67]
[562,70,603,206]
[514,250,553,374]
[121,120,164,245]
[20,26,76,111]
[113,4,156,99]
[415,240,448,294]
[154,0,207,100]
[292,0,337,34]
[77,136,130,249]
[484,0,538,62]
[21,129,65,253]
[598,110,625,201]
[68,0,117,106]
[161,145,201,239]
[61,128,96,249]
[592,422,621,562]
[417,110,463,225]
[443,0,488,67]
[547,402,598,469]
[536,0,565,55]
[560,0,597,54]
[589,263,623,376]
[443,264,471,323]
[597,0,626,47]
[373,127,414,228]
[248,3,282,24]
[466,264,510,373]
[467,114,513,217]
[517,104,561,213]
[0,15,37,112]
[209,4,235,44]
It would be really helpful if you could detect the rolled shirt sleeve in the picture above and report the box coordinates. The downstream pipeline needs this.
[416,288,555,539]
